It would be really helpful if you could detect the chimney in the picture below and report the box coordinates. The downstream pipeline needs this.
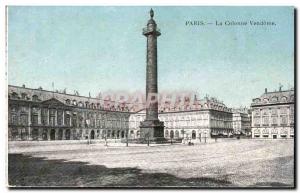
[265,88,267,93]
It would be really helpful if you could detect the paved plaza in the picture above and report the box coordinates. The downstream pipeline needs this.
[8,139,294,187]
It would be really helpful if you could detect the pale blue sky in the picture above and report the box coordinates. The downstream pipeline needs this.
[8,6,294,107]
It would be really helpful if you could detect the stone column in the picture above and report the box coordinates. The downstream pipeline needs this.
[55,109,58,126]
[28,105,32,140]
[62,129,65,140]
[47,108,50,126]
[140,9,164,140]
[47,129,51,141]
[278,107,281,126]
[62,110,65,126]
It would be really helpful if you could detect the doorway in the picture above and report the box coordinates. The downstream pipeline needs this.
[50,129,56,140]
[65,129,71,140]
[90,130,95,139]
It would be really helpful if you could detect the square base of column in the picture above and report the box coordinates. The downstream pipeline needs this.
[139,120,165,141]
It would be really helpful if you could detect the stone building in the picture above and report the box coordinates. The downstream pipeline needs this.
[130,97,234,142]
[8,85,234,141]
[250,87,294,139]
[232,108,251,136]
[8,85,132,141]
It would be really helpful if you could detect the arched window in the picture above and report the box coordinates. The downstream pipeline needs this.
[175,130,179,138]
[32,95,39,102]
[263,98,268,103]
[72,100,77,106]
[271,96,278,102]
[91,103,95,109]
[192,130,196,139]
[170,130,174,139]
[281,97,287,102]
[21,93,27,100]
[112,130,115,138]
[165,130,169,138]
[66,99,71,105]
[253,98,261,103]
[11,92,19,99]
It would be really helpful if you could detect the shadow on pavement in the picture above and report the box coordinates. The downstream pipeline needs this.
[8,153,232,188]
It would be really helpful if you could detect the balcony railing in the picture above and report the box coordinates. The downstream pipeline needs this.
[143,27,161,35]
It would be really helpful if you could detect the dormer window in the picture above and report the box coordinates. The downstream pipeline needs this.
[281,97,287,102]
[21,93,27,100]
[290,95,294,101]
[32,95,39,102]
[271,97,278,102]
[263,98,269,103]
[11,92,18,99]
[66,99,71,105]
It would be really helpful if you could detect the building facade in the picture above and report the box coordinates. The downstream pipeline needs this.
[8,85,132,141]
[232,108,251,136]
[130,97,234,141]
[250,88,294,139]
[8,85,234,141]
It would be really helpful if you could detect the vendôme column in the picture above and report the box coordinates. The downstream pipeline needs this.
[140,9,164,141]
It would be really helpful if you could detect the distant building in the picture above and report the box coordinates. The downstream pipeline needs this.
[8,85,234,141]
[232,108,251,136]
[130,97,233,142]
[8,85,132,141]
[250,87,294,139]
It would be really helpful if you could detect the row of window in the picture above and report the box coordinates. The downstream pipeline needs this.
[253,115,293,126]
[254,107,294,116]
[253,95,294,103]
[10,92,40,101]
[159,104,231,112]
[10,92,233,113]
[254,134,294,139]
[10,113,130,128]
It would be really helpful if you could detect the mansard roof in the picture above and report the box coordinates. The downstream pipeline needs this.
[8,85,132,112]
[251,89,294,106]
[8,85,233,113]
